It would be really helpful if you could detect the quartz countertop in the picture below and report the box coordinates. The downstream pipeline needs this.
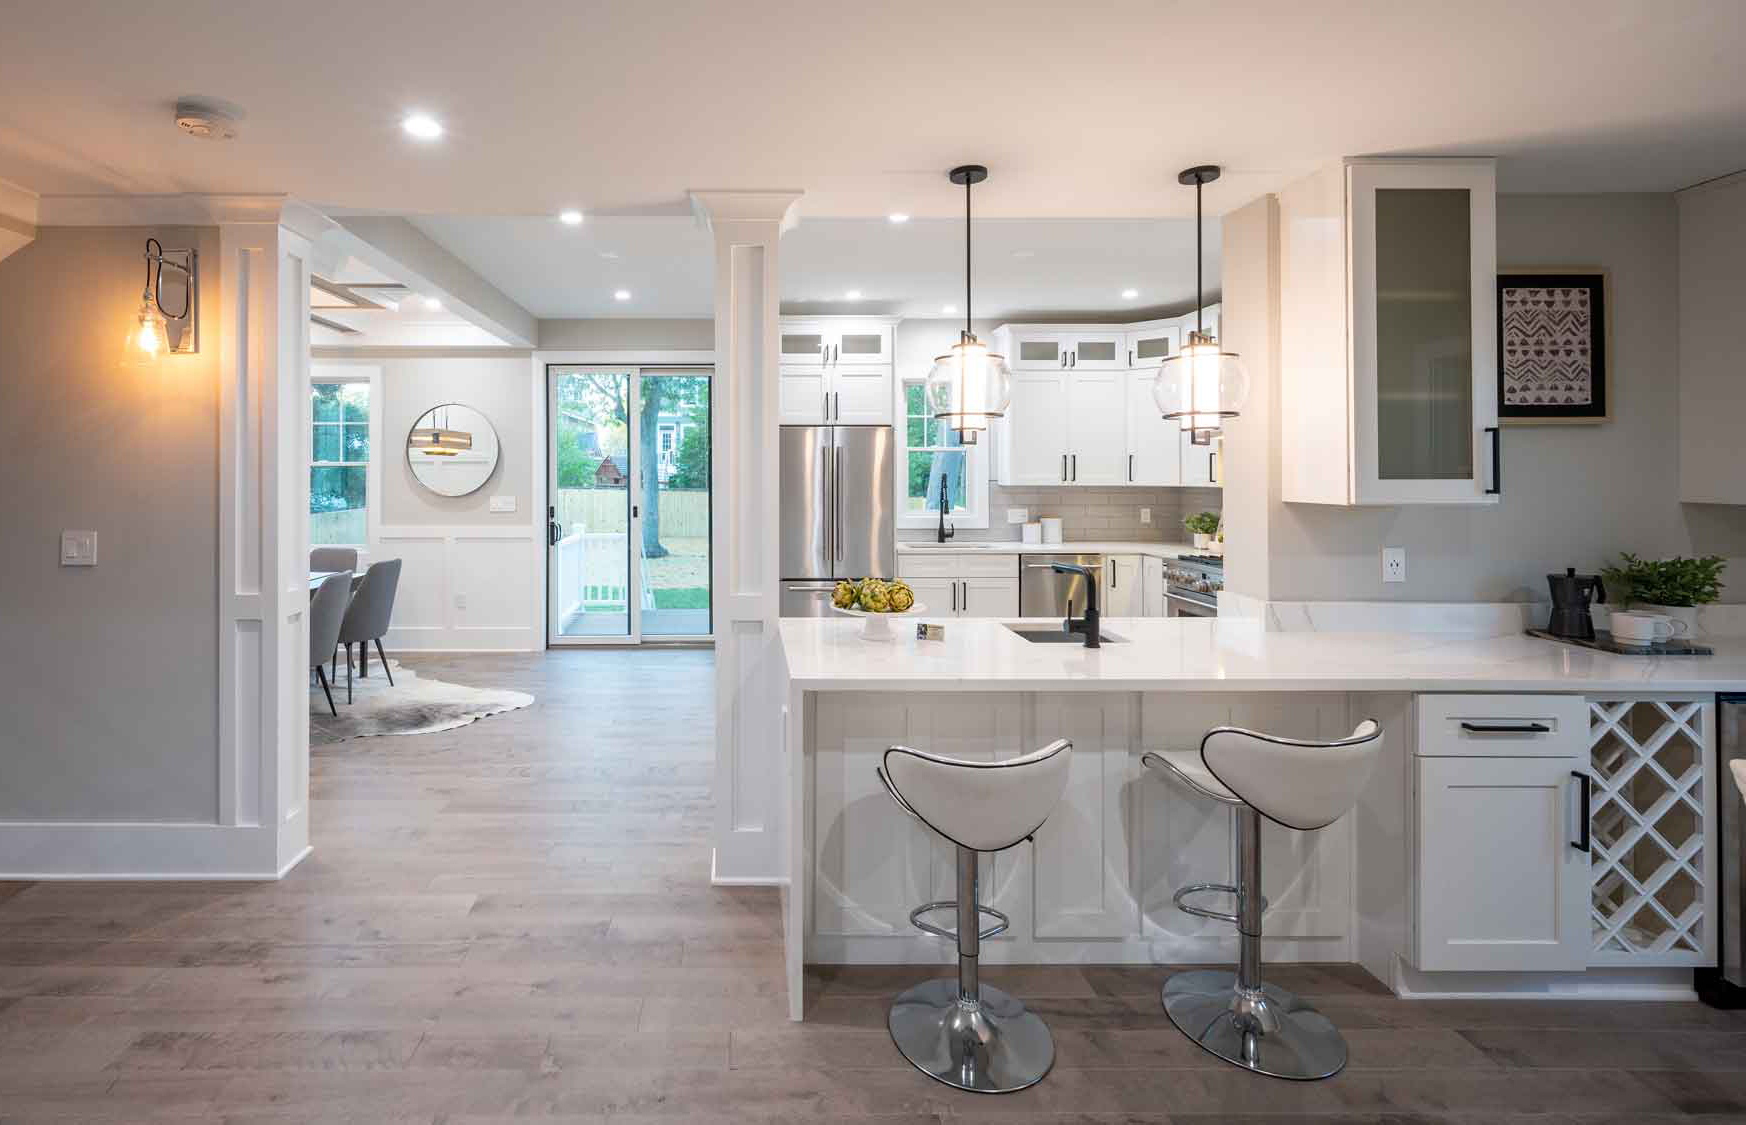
[896,540,1204,558]
[778,616,1746,694]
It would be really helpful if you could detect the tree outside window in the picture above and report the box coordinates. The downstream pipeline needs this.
[904,382,968,516]
[311,381,369,545]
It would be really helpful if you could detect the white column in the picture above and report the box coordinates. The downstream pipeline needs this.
[217,198,333,877]
[691,190,802,884]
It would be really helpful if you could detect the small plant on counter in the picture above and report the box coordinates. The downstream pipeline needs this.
[1599,553,1727,608]
[1183,511,1221,536]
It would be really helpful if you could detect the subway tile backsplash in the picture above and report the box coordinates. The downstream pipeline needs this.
[899,485,1224,543]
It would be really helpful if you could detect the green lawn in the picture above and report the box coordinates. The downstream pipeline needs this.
[653,587,709,609]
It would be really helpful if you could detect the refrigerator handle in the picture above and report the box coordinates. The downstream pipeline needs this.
[835,446,845,561]
[821,444,832,567]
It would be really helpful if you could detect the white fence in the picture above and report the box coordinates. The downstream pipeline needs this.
[555,529,653,621]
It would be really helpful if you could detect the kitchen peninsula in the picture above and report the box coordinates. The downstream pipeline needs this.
[776,616,1746,1020]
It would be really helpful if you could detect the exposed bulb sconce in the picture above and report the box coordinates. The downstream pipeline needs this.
[122,238,197,368]
[1153,165,1248,435]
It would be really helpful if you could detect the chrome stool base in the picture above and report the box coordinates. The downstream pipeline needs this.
[1162,969,1347,1081]
[888,979,1055,1094]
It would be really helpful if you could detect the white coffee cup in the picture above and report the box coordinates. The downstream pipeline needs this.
[1610,610,1687,645]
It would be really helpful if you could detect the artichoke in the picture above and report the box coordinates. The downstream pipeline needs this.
[858,579,891,613]
[832,580,857,609]
[886,581,915,612]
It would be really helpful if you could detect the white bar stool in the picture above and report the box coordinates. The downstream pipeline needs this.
[1142,720,1383,1080]
[876,738,1073,1094]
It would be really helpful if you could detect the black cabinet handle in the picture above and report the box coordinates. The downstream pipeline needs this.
[1485,426,1501,495]
[1460,721,1551,733]
[1572,771,1591,853]
[1071,454,1077,481]
[1128,453,1134,482]
[1061,454,1067,482]
[1208,452,1216,482]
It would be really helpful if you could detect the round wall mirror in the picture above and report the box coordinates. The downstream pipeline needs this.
[406,404,500,497]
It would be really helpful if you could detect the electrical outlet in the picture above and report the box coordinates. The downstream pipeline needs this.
[1382,547,1406,584]
[1139,508,1151,525]
[60,530,97,566]
[1006,507,1028,524]
[455,592,468,610]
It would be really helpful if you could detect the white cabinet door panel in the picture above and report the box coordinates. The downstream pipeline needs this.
[961,577,1019,619]
[1181,432,1219,487]
[1032,695,1138,939]
[1001,374,1070,485]
[1063,331,1127,371]
[903,577,956,617]
[779,366,829,425]
[1127,372,1182,486]
[1067,373,1128,485]
[1105,555,1142,618]
[831,366,893,425]
[1008,332,1066,370]
[1415,756,1589,971]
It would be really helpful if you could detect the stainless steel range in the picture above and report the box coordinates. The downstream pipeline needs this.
[1164,554,1223,618]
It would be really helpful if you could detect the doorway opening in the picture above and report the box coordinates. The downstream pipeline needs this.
[547,365,712,644]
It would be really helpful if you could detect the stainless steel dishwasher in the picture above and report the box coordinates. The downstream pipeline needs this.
[1018,553,1103,619]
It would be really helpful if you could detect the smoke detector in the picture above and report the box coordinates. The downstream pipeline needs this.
[175,99,238,140]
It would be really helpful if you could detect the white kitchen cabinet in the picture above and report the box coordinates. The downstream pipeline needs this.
[1415,756,1590,971]
[1105,554,1142,617]
[1412,694,1590,972]
[999,327,1125,372]
[897,552,1019,618]
[1126,371,1181,486]
[998,373,1072,484]
[1141,556,1167,617]
[1031,694,1136,937]
[1066,372,1128,484]
[1059,330,1127,371]
[1181,431,1219,487]
[1126,320,1180,368]
[1280,158,1499,506]
[779,318,894,367]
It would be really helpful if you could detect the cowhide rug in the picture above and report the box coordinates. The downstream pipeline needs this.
[309,656,533,745]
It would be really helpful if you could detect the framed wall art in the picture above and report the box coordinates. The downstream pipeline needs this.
[1497,268,1611,424]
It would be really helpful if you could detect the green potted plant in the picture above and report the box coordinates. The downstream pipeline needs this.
[1599,553,1727,634]
[1184,511,1221,550]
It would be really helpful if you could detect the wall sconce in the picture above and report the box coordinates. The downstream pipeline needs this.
[122,237,197,367]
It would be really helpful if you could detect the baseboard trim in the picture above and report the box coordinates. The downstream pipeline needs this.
[710,847,784,887]
[0,822,305,880]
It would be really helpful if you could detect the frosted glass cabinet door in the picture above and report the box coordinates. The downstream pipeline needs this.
[1349,161,1498,504]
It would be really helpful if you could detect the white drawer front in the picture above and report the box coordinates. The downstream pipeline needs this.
[1417,694,1586,757]
[897,552,1018,579]
[960,554,1019,578]
[898,553,965,579]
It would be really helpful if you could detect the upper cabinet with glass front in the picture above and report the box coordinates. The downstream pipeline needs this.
[778,317,894,367]
[1279,158,1498,505]
[776,317,898,425]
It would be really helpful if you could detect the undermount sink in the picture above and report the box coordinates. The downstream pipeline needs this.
[1006,625,1125,644]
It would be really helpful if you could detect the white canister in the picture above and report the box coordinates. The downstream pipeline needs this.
[1040,517,1063,544]
[1022,522,1042,545]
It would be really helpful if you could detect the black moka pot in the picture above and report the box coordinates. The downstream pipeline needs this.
[1546,568,1606,640]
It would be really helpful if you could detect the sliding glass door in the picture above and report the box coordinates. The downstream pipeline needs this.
[547,366,711,644]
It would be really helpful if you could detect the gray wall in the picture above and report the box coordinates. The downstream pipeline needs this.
[0,226,222,822]
[1237,193,1746,604]
[380,355,535,527]
[538,318,713,351]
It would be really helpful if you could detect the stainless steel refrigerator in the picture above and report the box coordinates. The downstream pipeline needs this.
[779,425,895,617]
[1700,695,1746,1008]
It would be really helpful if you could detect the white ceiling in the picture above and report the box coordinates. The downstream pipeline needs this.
[2,1,1744,219]
[411,215,1220,320]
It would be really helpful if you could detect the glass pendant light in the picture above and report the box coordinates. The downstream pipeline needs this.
[1154,165,1249,434]
[926,164,1011,445]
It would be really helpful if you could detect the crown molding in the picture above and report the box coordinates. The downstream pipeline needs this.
[689,189,803,234]
[32,192,337,236]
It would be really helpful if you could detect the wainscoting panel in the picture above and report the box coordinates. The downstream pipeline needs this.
[377,526,539,651]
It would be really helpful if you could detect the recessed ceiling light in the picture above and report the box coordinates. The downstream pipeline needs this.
[558,209,583,226]
[423,296,442,310]
[1012,250,1035,259]
[598,251,619,260]
[401,113,443,140]
[613,289,632,301]
[941,304,958,316]
[845,290,863,301]
[888,213,909,224]
[1121,288,1140,299]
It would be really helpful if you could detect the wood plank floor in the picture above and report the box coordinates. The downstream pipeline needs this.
[3,647,1745,1122]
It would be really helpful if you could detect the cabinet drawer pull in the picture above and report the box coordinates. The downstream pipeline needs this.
[1061,454,1067,482]
[950,580,957,613]
[1459,721,1551,734]
[1572,771,1591,853]
[1486,426,1501,495]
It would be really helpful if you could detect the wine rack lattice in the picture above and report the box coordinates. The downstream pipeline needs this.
[1587,698,1714,966]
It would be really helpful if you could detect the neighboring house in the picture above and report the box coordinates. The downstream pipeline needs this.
[595,456,627,486]
[655,405,702,483]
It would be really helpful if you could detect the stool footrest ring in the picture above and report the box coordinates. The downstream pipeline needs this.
[909,900,1011,942]
[1172,882,1241,925]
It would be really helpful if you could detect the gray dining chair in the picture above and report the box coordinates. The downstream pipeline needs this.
[310,546,359,573]
[308,570,352,716]
[338,557,402,702]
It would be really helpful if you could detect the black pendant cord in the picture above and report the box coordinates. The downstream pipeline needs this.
[1194,178,1204,341]
[963,175,973,342]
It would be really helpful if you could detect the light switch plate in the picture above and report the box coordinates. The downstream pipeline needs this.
[1006,507,1028,524]
[489,495,517,513]
[1382,547,1406,583]
[60,530,97,566]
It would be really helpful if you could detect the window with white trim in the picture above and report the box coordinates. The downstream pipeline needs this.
[310,380,370,546]
[898,379,988,529]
